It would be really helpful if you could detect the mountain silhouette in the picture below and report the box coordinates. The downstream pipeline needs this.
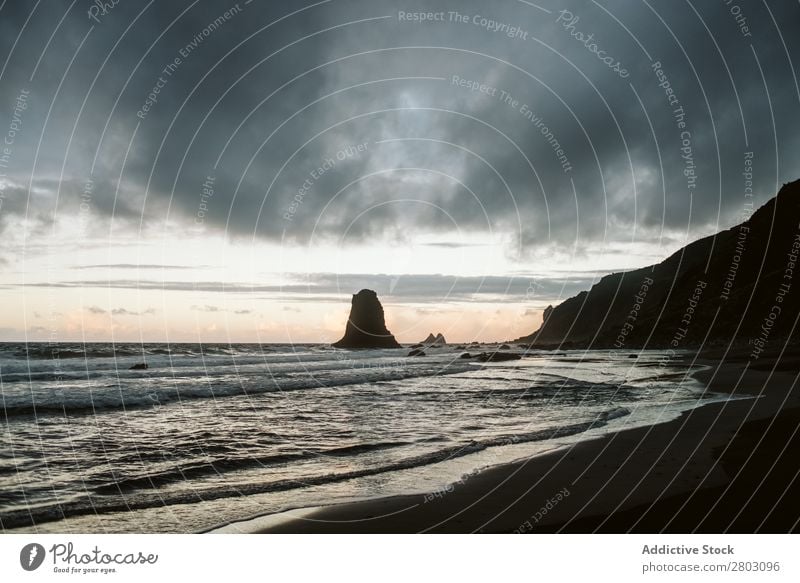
[517,179,800,352]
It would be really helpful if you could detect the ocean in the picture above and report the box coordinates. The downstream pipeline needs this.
[0,343,726,533]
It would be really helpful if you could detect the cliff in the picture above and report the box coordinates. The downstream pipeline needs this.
[517,180,800,351]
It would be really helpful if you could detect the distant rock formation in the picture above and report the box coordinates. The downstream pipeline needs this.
[515,180,800,350]
[420,332,447,346]
[332,289,402,349]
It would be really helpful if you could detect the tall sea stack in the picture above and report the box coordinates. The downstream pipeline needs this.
[332,289,402,349]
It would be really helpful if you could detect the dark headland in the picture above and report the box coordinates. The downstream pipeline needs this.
[516,179,800,351]
[260,181,800,533]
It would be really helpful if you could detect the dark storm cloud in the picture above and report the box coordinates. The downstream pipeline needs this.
[0,0,798,255]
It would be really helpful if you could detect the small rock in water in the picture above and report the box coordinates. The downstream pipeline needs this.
[476,352,522,362]
[407,349,426,357]
[129,363,149,370]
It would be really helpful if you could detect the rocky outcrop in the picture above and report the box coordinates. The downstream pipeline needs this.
[476,352,522,362]
[332,289,402,349]
[408,348,426,357]
[420,332,447,346]
[515,180,800,350]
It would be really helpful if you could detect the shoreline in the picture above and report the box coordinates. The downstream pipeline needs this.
[221,355,800,533]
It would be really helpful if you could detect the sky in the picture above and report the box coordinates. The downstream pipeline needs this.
[0,0,798,343]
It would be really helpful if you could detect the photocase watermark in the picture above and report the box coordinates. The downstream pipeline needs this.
[651,61,697,194]
[20,543,46,571]
[0,88,30,214]
[20,541,158,574]
[722,0,753,38]
[659,280,706,367]
[721,152,755,301]
[398,11,530,40]
[451,75,572,173]
[555,10,629,78]
[750,223,800,359]
[136,4,244,120]
[284,142,369,221]
[423,476,467,503]
[48,542,157,575]
[87,0,121,24]
[525,279,545,301]
[331,347,408,374]
[448,11,529,40]
[513,487,571,532]
[612,275,653,349]
[195,174,215,225]
[77,176,94,238]
[742,150,755,202]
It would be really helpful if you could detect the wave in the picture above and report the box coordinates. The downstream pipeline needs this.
[0,408,629,530]
[93,441,413,494]
[0,362,474,418]
[0,348,430,384]
[15,347,145,360]
[0,343,301,361]
[597,406,631,421]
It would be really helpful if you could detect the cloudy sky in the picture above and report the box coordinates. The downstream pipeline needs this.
[0,0,798,343]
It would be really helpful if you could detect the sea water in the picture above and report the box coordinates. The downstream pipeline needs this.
[0,343,724,533]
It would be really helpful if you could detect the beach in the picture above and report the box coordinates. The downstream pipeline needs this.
[245,353,800,533]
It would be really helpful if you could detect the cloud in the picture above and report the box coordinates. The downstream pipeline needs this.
[110,307,157,316]
[422,242,488,248]
[25,271,594,303]
[0,0,796,260]
[86,306,107,314]
[191,305,253,315]
[191,305,222,313]
[74,264,203,270]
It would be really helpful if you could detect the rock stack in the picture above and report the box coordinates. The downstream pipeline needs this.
[332,289,402,349]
